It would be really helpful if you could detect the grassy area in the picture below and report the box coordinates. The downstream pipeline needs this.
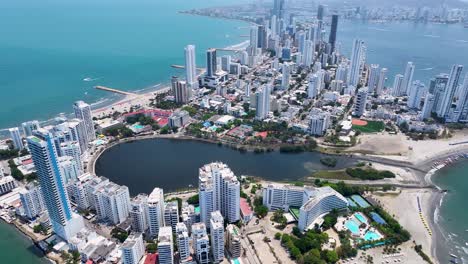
[352,120,385,133]
[312,170,357,181]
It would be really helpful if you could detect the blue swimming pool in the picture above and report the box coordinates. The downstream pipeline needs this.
[232,258,240,264]
[345,219,360,235]
[355,212,367,224]
[364,230,382,241]
[132,124,145,130]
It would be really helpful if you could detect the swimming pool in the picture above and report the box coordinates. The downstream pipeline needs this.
[364,230,382,241]
[355,212,367,224]
[132,124,145,130]
[345,219,360,235]
[232,258,240,264]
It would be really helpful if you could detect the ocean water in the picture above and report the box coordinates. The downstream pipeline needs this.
[0,0,250,130]
[433,162,468,263]
[1,1,468,263]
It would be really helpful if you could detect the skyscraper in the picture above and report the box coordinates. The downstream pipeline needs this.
[27,129,84,241]
[273,0,285,19]
[158,227,174,264]
[171,76,191,104]
[317,4,325,21]
[148,187,165,238]
[367,64,380,93]
[438,64,464,119]
[184,45,198,89]
[164,201,179,234]
[19,183,45,220]
[192,223,210,264]
[303,40,315,67]
[455,73,468,121]
[255,85,271,120]
[206,48,217,78]
[121,233,145,264]
[329,14,339,52]
[9,127,24,150]
[402,62,415,95]
[392,74,405,96]
[376,68,388,95]
[21,120,40,137]
[308,74,319,99]
[421,94,435,121]
[73,101,96,145]
[348,39,366,87]
[353,88,368,117]
[92,180,131,225]
[129,194,149,233]
[257,25,267,50]
[210,211,225,263]
[176,223,191,262]
[198,162,240,226]
[281,62,291,89]
[407,81,426,109]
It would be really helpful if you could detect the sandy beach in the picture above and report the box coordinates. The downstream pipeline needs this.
[91,85,170,119]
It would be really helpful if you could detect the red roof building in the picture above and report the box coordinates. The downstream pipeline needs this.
[144,253,158,264]
[240,198,253,223]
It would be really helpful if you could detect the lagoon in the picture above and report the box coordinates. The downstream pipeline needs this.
[95,138,357,195]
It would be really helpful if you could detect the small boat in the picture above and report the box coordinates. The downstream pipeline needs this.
[83,77,93,82]
[450,253,458,258]
[450,259,458,264]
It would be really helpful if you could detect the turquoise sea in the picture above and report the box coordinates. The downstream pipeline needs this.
[1,0,468,263]
[433,162,468,263]
[0,0,249,131]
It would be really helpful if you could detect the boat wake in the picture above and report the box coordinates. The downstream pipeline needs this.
[456,39,468,43]
[420,67,434,71]
[368,27,390,32]
[423,34,440,38]
[83,77,101,82]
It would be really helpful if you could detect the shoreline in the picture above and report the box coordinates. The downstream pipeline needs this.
[417,149,468,263]
[0,218,53,264]
[91,133,468,263]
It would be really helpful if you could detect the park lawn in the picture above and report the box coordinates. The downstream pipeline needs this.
[312,170,357,181]
[352,120,385,133]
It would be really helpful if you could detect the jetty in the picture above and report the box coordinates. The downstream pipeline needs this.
[94,86,137,96]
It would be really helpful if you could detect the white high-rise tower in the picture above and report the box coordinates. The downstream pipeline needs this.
[185,45,198,89]
[27,129,84,241]
[73,101,96,145]
[348,39,366,87]
[402,62,415,95]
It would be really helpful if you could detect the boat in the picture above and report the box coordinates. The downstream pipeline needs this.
[450,253,458,258]
[450,260,458,264]
[83,77,93,82]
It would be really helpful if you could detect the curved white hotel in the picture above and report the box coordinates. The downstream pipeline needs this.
[298,186,349,231]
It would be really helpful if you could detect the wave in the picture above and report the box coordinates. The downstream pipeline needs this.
[456,39,468,43]
[90,98,110,107]
[368,27,390,32]
[423,34,440,38]
[225,40,250,50]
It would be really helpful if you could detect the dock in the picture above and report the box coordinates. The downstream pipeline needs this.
[171,65,206,71]
[95,86,137,96]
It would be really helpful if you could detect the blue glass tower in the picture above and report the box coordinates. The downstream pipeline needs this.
[27,129,83,241]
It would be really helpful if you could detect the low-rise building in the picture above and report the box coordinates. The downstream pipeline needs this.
[0,176,16,195]
[226,224,242,258]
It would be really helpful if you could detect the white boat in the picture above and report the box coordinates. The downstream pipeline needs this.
[83,77,93,82]
[450,253,458,258]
